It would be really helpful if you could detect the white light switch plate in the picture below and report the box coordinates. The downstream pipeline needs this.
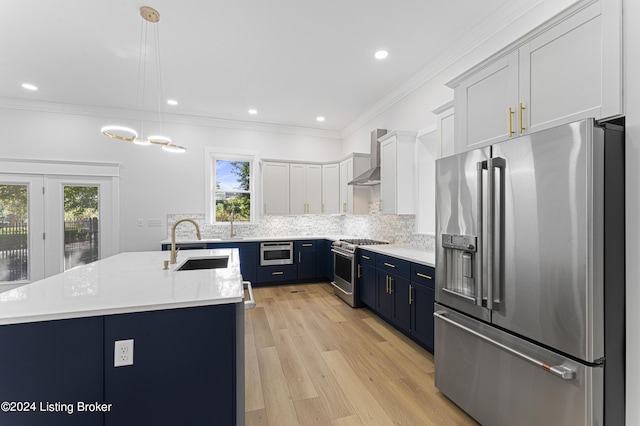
[114,339,134,367]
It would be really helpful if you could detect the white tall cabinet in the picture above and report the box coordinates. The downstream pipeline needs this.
[289,163,322,214]
[449,0,622,153]
[262,162,290,215]
[379,131,417,215]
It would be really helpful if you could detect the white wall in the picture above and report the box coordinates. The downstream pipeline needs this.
[0,108,342,251]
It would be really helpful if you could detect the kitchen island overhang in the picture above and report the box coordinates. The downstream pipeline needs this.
[0,249,246,426]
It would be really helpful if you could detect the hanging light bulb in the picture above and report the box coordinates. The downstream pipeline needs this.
[100,6,186,153]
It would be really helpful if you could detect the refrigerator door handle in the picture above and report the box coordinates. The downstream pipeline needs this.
[487,157,505,310]
[476,160,487,307]
[433,311,576,380]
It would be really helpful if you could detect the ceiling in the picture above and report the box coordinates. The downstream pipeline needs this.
[1,0,539,135]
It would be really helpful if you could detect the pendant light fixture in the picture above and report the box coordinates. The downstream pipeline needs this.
[101,6,186,153]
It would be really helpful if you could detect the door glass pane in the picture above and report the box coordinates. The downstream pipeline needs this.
[64,186,99,271]
[0,185,29,282]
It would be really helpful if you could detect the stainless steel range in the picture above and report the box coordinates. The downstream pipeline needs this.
[331,238,388,307]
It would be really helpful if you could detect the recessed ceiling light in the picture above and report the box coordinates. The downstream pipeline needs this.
[167,99,178,106]
[316,116,325,122]
[248,109,258,115]
[374,50,389,60]
[21,83,38,91]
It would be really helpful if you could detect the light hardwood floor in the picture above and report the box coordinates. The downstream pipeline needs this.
[245,282,479,426]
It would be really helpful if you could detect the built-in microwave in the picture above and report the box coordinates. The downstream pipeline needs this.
[260,242,294,266]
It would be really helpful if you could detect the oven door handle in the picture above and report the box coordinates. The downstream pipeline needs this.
[331,249,354,259]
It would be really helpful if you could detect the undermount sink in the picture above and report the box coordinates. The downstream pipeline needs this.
[176,256,229,271]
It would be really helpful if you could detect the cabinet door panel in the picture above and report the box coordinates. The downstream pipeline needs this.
[523,3,602,134]
[263,162,290,215]
[359,264,376,307]
[289,164,306,214]
[339,159,353,214]
[322,164,340,214]
[380,138,397,214]
[392,275,411,331]
[411,282,435,350]
[376,273,393,318]
[457,52,519,152]
[306,164,323,214]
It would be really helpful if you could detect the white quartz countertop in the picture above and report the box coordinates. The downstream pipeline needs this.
[359,245,435,267]
[0,249,243,326]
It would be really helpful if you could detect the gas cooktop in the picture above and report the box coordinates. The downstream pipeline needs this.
[332,238,388,253]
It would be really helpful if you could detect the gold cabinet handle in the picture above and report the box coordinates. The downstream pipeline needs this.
[508,107,514,137]
[409,284,413,305]
[519,102,525,134]
[416,272,432,280]
[384,262,396,268]
[362,255,370,260]
[272,271,284,275]
[357,264,361,279]
[264,203,267,214]
[302,243,313,247]
[343,202,347,213]
[385,275,389,293]
[299,252,301,263]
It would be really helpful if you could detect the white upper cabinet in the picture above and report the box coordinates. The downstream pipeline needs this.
[262,162,290,215]
[449,0,622,153]
[339,154,370,215]
[433,101,455,159]
[322,163,340,214]
[379,131,417,215]
[290,163,322,214]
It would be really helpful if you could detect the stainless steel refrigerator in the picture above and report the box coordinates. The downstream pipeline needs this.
[434,118,624,425]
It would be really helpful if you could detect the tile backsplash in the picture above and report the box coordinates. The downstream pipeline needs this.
[167,213,435,251]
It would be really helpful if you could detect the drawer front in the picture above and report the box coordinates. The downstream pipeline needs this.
[295,240,317,250]
[411,263,435,288]
[358,249,376,266]
[376,254,410,277]
[257,264,297,283]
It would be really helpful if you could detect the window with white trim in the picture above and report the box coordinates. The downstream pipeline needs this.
[206,149,258,224]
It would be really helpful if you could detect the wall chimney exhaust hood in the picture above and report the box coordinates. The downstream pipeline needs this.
[348,129,387,186]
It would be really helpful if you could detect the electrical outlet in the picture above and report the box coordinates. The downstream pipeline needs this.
[114,339,134,367]
[137,219,144,227]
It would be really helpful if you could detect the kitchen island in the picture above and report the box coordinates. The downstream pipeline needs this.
[0,249,245,426]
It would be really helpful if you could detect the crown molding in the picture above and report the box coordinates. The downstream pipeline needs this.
[0,97,343,140]
[339,0,550,139]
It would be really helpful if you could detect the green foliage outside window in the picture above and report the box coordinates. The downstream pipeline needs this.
[215,160,251,222]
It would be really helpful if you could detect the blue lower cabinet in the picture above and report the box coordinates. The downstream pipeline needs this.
[104,304,236,425]
[0,317,104,426]
[367,255,436,353]
[257,264,298,283]
[317,240,334,281]
[410,263,436,351]
[410,281,435,351]
[295,240,317,280]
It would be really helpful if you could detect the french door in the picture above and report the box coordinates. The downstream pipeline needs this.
[44,176,117,277]
[0,171,118,290]
[0,175,45,289]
